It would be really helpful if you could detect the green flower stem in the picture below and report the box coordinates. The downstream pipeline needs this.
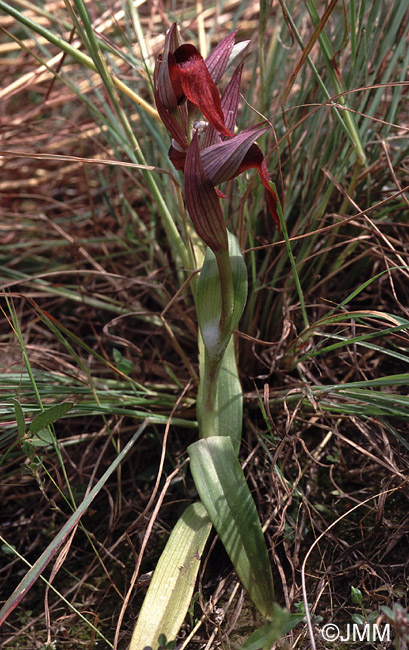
[196,234,247,443]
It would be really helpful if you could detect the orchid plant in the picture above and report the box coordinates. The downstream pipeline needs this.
[130,25,277,649]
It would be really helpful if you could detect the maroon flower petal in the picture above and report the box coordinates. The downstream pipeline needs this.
[174,44,234,138]
[202,63,243,149]
[168,143,186,170]
[167,51,184,103]
[155,23,183,110]
[215,188,228,199]
[257,158,279,229]
[184,132,228,252]
[154,88,188,150]
[201,123,270,185]
[205,31,237,84]
[220,63,243,133]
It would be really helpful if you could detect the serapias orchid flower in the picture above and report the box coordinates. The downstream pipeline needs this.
[154,23,235,143]
[154,24,279,252]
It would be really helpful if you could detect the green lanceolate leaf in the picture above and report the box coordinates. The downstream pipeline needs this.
[196,231,247,358]
[188,437,274,618]
[12,399,26,438]
[29,401,74,436]
[197,334,243,455]
[28,429,56,448]
[129,502,212,650]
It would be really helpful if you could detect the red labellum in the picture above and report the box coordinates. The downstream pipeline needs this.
[174,44,234,139]
[167,51,184,104]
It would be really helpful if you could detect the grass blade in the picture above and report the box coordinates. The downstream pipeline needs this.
[0,419,150,626]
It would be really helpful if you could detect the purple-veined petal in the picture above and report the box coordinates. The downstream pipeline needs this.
[184,132,228,252]
[201,123,270,185]
[205,31,237,84]
[220,62,243,133]
[154,87,188,150]
[202,63,244,149]
[155,23,183,110]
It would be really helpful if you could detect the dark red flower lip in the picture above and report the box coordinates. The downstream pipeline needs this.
[173,44,233,138]
[154,23,234,139]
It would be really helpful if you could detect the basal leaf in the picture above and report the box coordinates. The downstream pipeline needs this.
[188,437,274,618]
[129,502,212,650]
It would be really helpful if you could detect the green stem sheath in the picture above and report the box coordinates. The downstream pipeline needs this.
[200,347,223,439]
[215,247,234,342]
[197,246,235,440]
